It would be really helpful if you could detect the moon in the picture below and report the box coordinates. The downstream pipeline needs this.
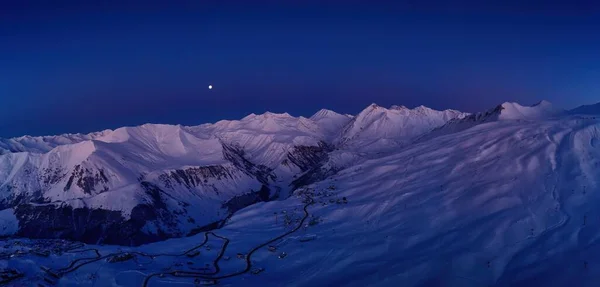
[208,85,213,90]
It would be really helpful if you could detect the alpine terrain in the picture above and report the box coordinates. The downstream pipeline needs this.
[2,100,600,287]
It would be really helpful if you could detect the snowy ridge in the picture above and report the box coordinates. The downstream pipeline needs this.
[499,100,564,120]
[420,100,563,141]
[340,103,467,141]
[0,130,112,155]
[337,103,467,151]
[570,102,600,115]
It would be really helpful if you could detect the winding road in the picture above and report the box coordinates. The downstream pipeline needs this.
[56,231,214,275]
[50,196,314,287]
[142,196,314,286]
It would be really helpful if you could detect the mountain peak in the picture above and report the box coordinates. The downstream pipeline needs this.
[310,108,337,120]
[497,101,562,120]
[413,105,434,112]
[569,102,600,115]
[390,105,408,110]
[240,111,293,122]
[241,113,258,120]
[533,100,552,107]
[339,102,467,146]
[263,111,292,118]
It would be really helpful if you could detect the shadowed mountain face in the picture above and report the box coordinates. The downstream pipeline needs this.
[0,104,471,245]
[570,102,600,115]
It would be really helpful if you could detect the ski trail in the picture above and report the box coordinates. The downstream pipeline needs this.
[496,120,595,284]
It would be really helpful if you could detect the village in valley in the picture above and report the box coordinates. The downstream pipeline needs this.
[0,183,349,286]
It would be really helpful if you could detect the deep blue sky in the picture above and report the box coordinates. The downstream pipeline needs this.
[1,1,600,137]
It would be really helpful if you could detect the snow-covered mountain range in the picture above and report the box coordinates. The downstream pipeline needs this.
[4,99,600,286]
[0,100,594,246]
[0,103,468,245]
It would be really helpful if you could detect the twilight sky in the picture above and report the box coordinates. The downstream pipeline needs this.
[1,1,600,137]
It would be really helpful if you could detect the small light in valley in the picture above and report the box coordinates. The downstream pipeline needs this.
[208,85,213,90]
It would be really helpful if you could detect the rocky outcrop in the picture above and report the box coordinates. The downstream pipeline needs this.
[223,185,271,214]
[158,166,236,189]
[221,142,276,184]
[284,142,332,172]
[63,165,109,194]
[291,166,338,190]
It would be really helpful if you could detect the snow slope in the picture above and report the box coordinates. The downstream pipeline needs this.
[284,116,600,287]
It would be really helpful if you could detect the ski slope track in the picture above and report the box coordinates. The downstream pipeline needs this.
[2,100,600,286]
